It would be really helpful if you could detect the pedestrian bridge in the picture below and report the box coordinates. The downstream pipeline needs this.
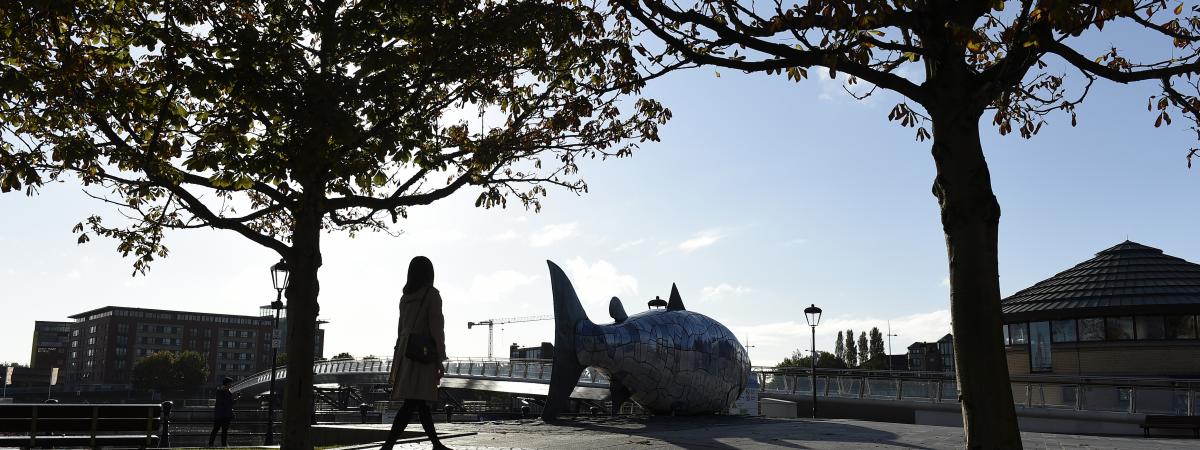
[230,357,613,400]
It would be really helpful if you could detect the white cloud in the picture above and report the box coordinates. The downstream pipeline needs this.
[444,270,539,304]
[614,239,645,252]
[491,230,520,242]
[678,229,723,252]
[529,223,578,247]
[66,270,81,280]
[699,284,754,301]
[941,277,950,287]
[785,238,808,247]
[562,257,638,305]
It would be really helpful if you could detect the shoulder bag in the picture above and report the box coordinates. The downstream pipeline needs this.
[404,288,439,364]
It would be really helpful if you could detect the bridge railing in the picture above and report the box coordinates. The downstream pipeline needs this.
[758,368,1200,416]
[231,357,612,393]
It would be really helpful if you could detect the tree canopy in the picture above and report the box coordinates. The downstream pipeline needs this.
[131,351,210,395]
[778,350,847,369]
[0,1,668,447]
[610,1,1200,446]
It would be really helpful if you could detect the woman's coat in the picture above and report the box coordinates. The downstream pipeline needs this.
[389,286,447,401]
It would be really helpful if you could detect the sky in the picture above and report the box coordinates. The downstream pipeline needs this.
[3,19,1200,368]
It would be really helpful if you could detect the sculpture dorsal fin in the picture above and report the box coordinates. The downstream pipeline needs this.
[609,296,628,323]
[666,283,685,311]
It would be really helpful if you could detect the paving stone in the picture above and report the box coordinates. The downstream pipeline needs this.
[346,416,1195,449]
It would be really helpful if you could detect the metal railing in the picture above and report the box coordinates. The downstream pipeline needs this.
[231,357,610,394]
[758,368,1200,416]
[232,358,1199,417]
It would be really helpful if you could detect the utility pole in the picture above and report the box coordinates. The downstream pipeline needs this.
[886,321,899,371]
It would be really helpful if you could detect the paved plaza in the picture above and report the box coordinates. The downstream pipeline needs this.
[336,416,1197,449]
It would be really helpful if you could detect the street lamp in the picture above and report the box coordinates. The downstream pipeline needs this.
[265,259,289,446]
[886,321,899,371]
[803,304,822,419]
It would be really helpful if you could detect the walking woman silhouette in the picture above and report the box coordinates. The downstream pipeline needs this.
[382,256,451,450]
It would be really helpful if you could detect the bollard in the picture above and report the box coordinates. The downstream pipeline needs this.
[159,401,173,448]
[445,404,454,423]
[520,405,531,419]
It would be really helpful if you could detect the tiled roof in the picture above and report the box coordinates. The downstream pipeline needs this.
[1001,241,1200,316]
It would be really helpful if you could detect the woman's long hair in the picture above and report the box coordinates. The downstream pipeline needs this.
[402,256,435,295]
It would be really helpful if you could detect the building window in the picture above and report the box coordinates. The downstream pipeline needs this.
[71,351,77,359]
[72,329,80,337]
[117,324,128,334]
[1105,317,1134,341]
[1135,316,1166,340]
[115,348,127,357]
[140,325,148,332]
[1051,319,1077,342]
[88,326,96,334]
[87,337,95,345]
[1002,325,1010,345]
[1008,323,1028,345]
[116,336,127,345]
[205,329,212,337]
[1165,315,1198,339]
[1079,318,1105,341]
[116,360,126,369]
[71,340,78,348]
[190,329,198,337]
[86,349,95,357]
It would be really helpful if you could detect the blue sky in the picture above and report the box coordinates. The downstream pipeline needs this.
[3,25,1200,367]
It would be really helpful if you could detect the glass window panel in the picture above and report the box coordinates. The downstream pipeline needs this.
[1009,323,1028,345]
[1002,324,1010,345]
[1135,316,1166,340]
[1079,318,1105,341]
[1029,321,1052,372]
[1105,317,1134,341]
[1165,315,1198,339]
[1051,319,1077,343]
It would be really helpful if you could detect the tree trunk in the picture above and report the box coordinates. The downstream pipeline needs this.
[281,200,323,450]
[929,109,1022,449]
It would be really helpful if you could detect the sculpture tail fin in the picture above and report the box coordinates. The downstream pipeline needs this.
[542,260,593,421]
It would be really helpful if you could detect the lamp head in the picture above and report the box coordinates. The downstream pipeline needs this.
[271,259,290,291]
[803,304,822,327]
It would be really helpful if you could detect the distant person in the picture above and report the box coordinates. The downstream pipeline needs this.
[381,256,450,450]
[209,377,240,447]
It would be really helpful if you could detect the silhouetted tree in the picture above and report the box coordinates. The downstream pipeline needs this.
[612,1,1200,445]
[0,1,667,447]
[869,327,886,363]
[843,328,857,368]
[833,331,845,363]
[777,350,846,369]
[132,351,210,396]
[332,352,354,361]
[857,331,869,366]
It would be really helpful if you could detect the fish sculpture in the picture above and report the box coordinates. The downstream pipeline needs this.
[542,261,750,419]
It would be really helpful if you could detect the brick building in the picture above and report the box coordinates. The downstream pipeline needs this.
[29,321,71,370]
[905,334,954,372]
[62,306,323,387]
[1000,241,1200,377]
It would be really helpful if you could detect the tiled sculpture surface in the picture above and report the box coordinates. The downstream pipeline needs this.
[542,261,750,419]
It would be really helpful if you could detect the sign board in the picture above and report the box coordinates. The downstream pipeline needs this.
[272,329,281,338]
[4,366,11,386]
[49,368,59,386]
[272,339,281,349]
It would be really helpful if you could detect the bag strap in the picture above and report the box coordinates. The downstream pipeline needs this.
[403,287,433,333]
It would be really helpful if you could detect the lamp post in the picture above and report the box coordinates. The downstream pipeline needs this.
[803,304,822,419]
[886,321,899,371]
[265,259,289,446]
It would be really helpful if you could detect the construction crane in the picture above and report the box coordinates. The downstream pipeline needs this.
[467,315,553,360]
